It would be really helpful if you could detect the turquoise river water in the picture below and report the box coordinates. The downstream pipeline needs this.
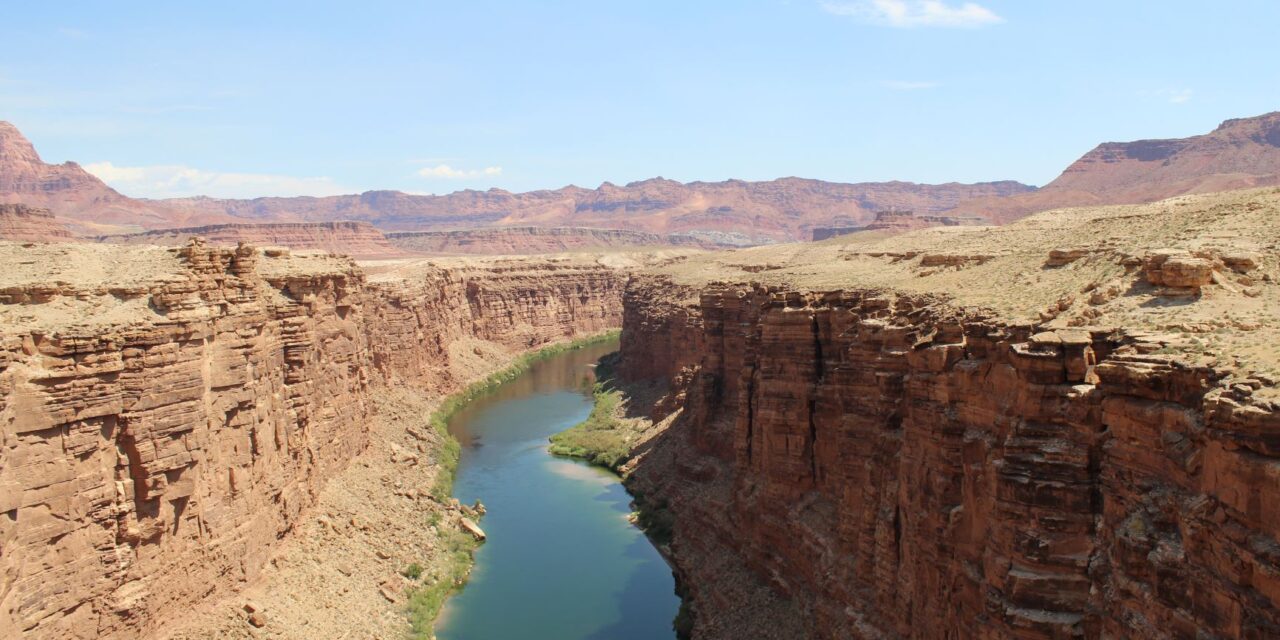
[434,340,679,640]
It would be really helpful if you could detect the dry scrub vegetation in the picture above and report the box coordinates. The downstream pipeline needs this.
[648,187,1280,393]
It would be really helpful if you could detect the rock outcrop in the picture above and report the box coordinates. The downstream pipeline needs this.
[0,241,624,638]
[96,221,403,259]
[0,204,73,242]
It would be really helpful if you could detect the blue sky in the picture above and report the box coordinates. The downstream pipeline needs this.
[2,1,1278,198]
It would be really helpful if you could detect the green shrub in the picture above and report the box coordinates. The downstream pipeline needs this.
[402,563,424,580]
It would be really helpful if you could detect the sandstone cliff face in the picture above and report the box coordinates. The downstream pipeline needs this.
[362,258,624,391]
[623,279,1280,639]
[0,241,624,638]
[96,221,402,259]
[0,204,73,242]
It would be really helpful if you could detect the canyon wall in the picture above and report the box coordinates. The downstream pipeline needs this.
[96,221,402,259]
[0,241,623,638]
[623,278,1280,639]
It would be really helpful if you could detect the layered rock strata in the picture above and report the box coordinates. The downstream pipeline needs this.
[0,241,623,638]
[622,278,1280,639]
[95,221,402,259]
[0,204,73,242]
[811,210,987,241]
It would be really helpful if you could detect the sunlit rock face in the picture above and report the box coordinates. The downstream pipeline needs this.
[0,241,624,638]
[622,277,1280,639]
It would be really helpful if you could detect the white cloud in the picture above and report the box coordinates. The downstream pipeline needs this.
[417,164,503,179]
[821,0,1004,28]
[1141,88,1194,105]
[84,161,351,199]
[884,80,940,90]
[57,27,88,39]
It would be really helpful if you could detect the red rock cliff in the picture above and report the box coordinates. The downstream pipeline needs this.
[622,278,1280,639]
[0,242,624,638]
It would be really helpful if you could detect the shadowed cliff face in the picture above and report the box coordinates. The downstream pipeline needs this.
[621,279,1280,639]
[0,242,625,638]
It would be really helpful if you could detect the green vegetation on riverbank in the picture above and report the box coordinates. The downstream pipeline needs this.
[405,329,621,639]
[406,526,481,638]
[548,351,694,638]
[428,329,622,498]
[547,351,636,470]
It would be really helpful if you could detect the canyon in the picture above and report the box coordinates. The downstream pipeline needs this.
[2,185,1279,638]
[0,239,632,638]
[612,187,1280,638]
[3,110,1280,640]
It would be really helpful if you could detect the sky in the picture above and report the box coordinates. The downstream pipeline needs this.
[2,1,1278,199]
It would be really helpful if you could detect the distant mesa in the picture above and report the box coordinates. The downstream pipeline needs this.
[94,221,402,259]
[811,209,986,241]
[0,119,1033,246]
[387,226,766,255]
[0,203,74,242]
[4,111,1280,254]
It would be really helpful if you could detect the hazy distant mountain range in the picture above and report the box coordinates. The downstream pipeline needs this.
[3,112,1279,241]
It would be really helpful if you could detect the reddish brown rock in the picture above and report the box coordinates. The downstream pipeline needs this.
[622,277,1280,640]
[0,204,72,242]
[953,111,1280,224]
[0,243,624,639]
[1144,250,1217,291]
[1046,247,1091,267]
[0,120,1032,239]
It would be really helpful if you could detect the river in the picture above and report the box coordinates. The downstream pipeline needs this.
[435,339,679,640]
